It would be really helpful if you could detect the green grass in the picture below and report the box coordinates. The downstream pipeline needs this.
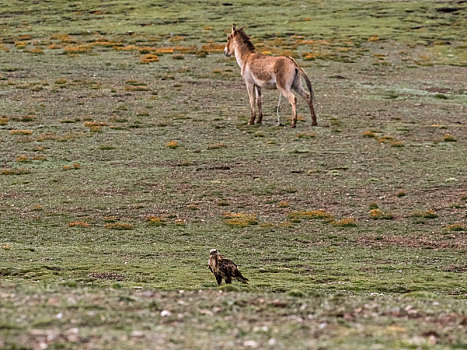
[1,0,466,349]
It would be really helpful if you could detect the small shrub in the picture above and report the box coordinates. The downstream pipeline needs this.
[104,216,118,223]
[1,168,31,175]
[391,140,405,147]
[105,223,134,230]
[369,202,379,209]
[63,163,80,171]
[0,117,8,125]
[287,289,305,297]
[26,47,43,54]
[125,84,150,92]
[64,44,93,54]
[443,134,456,142]
[99,144,115,150]
[445,223,465,232]
[84,121,107,127]
[369,209,393,220]
[140,54,159,64]
[15,115,35,122]
[224,212,258,227]
[207,143,227,150]
[332,218,357,227]
[377,135,395,144]
[396,190,406,197]
[54,78,67,85]
[362,130,376,138]
[16,156,31,163]
[68,222,90,228]
[409,210,438,219]
[10,130,32,135]
[166,140,179,149]
[277,201,290,208]
[147,216,166,226]
[15,41,27,48]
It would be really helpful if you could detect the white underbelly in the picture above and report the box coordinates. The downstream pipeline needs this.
[254,77,277,89]
[256,80,276,89]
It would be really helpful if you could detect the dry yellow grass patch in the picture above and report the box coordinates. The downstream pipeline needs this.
[288,210,333,221]
[147,216,166,226]
[166,140,179,149]
[199,43,224,53]
[140,53,160,63]
[362,130,377,138]
[224,212,258,227]
[64,44,93,54]
[1,168,31,175]
[331,218,357,227]
[369,209,393,220]
[16,156,30,163]
[10,130,32,135]
[63,163,80,171]
[445,223,465,232]
[68,222,91,228]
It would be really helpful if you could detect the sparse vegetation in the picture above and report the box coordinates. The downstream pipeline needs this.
[331,218,358,227]
[224,212,258,227]
[369,209,394,220]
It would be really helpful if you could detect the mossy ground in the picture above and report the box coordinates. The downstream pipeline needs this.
[1,1,466,349]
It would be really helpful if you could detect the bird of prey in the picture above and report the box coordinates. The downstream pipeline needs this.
[208,249,248,286]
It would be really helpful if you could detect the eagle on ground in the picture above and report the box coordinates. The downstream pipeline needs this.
[208,249,248,286]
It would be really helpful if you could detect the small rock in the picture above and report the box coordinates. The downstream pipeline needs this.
[131,330,145,338]
[160,310,172,317]
[243,340,259,348]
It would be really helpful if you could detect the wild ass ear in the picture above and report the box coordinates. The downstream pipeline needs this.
[232,24,236,32]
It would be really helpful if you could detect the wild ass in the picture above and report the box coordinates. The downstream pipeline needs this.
[224,25,317,127]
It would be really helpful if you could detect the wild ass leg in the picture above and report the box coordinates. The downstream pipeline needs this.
[286,92,298,128]
[277,86,297,128]
[246,83,256,125]
[255,86,263,124]
[294,85,317,126]
[276,94,283,126]
[290,94,298,127]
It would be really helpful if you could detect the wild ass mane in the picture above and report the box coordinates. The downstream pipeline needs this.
[235,28,256,52]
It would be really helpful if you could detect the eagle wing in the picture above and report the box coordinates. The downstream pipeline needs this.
[208,257,214,273]
[218,258,248,283]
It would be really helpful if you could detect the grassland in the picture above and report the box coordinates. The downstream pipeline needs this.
[1,0,466,349]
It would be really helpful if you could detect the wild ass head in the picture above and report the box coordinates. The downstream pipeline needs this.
[224,24,237,57]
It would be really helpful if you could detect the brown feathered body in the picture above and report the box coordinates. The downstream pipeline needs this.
[208,249,248,286]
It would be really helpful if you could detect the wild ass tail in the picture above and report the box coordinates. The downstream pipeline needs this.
[287,56,315,102]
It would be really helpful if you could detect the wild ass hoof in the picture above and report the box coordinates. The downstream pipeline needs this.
[312,122,318,126]
[276,123,284,127]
